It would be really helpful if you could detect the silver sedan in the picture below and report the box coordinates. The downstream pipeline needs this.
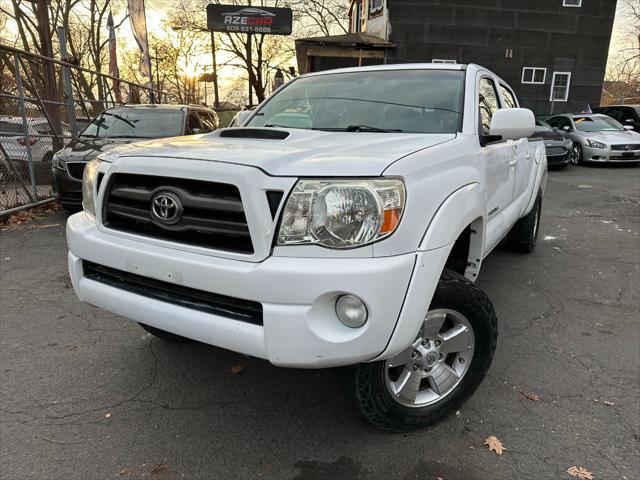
[545,113,640,165]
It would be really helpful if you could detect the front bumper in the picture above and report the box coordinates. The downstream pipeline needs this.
[67,212,450,368]
[545,146,571,166]
[583,146,640,163]
[52,167,83,208]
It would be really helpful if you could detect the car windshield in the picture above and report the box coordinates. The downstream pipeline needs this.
[81,108,184,138]
[247,69,465,134]
[574,116,624,133]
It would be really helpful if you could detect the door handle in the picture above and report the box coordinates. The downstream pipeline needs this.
[508,159,517,167]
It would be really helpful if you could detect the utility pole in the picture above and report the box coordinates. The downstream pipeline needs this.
[210,31,220,109]
[246,32,253,106]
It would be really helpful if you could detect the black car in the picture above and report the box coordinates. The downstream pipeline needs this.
[593,105,640,133]
[52,104,219,211]
[532,119,574,168]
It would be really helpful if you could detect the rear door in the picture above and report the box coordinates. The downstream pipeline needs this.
[477,75,518,252]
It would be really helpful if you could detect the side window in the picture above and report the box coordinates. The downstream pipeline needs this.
[551,117,571,131]
[546,117,559,128]
[500,85,518,109]
[478,77,500,136]
[185,112,203,135]
[197,112,214,132]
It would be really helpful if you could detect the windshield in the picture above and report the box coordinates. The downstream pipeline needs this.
[574,116,624,133]
[247,69,465,134]
[81,108,184,138]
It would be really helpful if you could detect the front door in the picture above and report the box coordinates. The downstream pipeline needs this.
[478,76,517,252]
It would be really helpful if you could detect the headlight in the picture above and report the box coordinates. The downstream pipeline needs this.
[277,178,405,249]
[53,154,66,171]
[586,139,606,149]
[82,159,102,216]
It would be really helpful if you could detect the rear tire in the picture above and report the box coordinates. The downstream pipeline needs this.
[507,191,542,254]
[337,269,498,432]
[138,323,194,343]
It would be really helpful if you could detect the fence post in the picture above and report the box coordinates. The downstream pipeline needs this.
[13,53,38,199]
[57,27,78,138]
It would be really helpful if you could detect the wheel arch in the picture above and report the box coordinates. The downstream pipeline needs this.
[419,182,486,281]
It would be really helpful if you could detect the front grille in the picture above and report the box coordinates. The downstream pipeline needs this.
[83,261,263,325]
[611,144,640,151]
[611,153,640,160]
[103,173,253,254]
[545,146,566,156]
[67,162,86,180]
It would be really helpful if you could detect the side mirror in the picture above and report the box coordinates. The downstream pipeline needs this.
[562,126,571,132]
[623,125,634,131]
[192,128,203,134]
[489,108,535,140]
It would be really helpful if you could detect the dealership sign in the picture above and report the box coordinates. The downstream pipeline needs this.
[206,5,293,35]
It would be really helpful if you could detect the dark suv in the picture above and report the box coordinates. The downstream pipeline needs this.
[593,105,640,132]
[52,104,219,211]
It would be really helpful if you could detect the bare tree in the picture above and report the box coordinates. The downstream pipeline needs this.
[167,0,295,104]
[290,0,349,37]
[605,0,640,103]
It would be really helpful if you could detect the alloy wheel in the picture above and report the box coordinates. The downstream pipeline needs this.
[384,309,475,408]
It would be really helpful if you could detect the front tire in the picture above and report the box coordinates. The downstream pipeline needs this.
[338,269,497,432]
[138,323,194,343]
[572,143,583,165]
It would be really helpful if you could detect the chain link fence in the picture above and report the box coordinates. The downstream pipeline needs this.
[0,44,170,216]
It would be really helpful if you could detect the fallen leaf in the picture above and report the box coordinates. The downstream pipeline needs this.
[105,412,111,418]
[151,463,169,475]
[518,390,540,401]
[484,435,506,455]
[567,466,594,479]
[231,362,246,374]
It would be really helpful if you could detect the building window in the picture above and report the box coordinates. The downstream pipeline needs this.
[522,67,547,84]
[563,0,582,7]
[369,0,384,16]
[350,0,363,33]
[550,72,572,102]
[432,58,457,64]
[505,48,514,59]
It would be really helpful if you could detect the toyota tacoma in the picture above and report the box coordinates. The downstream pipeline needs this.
[67,64,547,431]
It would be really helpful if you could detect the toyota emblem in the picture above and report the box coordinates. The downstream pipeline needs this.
[151,192,183,225]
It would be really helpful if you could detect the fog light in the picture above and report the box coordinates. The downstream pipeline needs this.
[335,294,368,328]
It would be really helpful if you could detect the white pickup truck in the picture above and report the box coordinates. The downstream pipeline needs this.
[67,64,547,432]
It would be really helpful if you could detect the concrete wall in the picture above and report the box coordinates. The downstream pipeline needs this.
[384,0,617,115]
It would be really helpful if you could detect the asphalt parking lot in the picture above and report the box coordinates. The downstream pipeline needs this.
[1,164,638,480]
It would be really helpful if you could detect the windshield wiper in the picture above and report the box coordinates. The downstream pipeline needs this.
[345,125,403,132]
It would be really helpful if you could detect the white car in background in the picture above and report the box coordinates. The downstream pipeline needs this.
[0,116,68,163]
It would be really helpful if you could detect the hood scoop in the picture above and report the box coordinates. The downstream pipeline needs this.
[219,128,290,140]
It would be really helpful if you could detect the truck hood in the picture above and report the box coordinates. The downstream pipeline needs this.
[106,128,456,176]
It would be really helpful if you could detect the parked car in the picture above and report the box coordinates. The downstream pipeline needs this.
[67,64,546,432]
[52,104,219,211]
[593,105,640,132]
[0,116,69,182]
[532,119,574,168]
[546,113,640,165]
[227,109,253,127]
